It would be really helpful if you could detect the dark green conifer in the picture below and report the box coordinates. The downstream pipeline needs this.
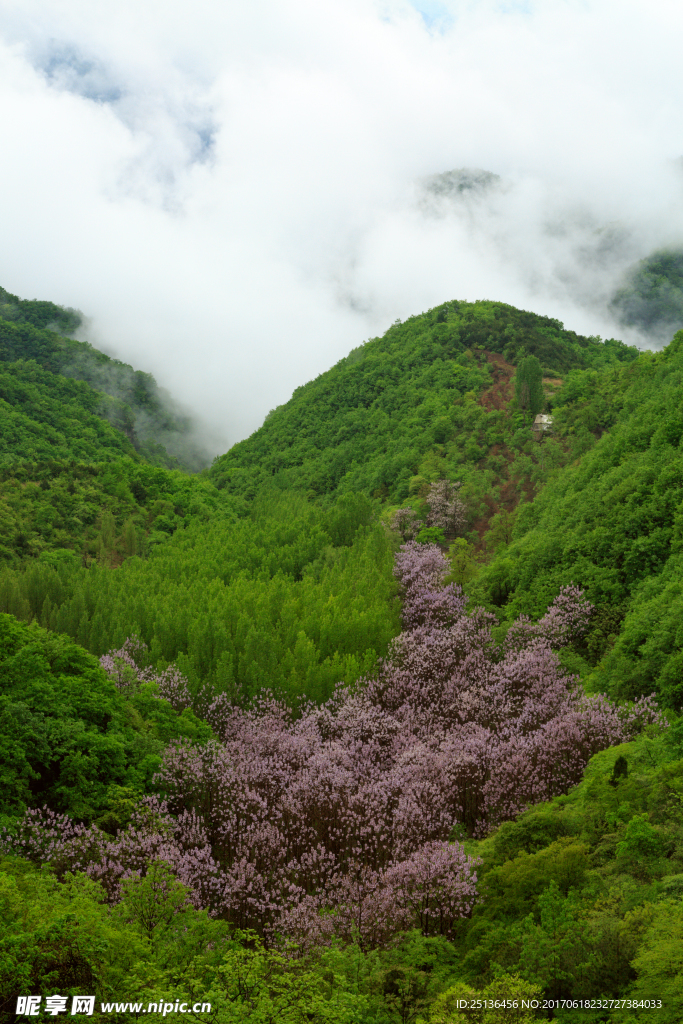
[515,354,544,421]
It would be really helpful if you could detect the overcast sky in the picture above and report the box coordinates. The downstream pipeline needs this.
[1,0,682,451]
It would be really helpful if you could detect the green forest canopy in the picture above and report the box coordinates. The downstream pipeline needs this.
[1,282,683,1021]
[210,299,638,502]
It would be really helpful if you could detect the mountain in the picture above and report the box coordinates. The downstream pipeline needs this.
[0,284,213,471]
[210,298,637,503]
[0,286,682,1022]
[0,293,658,698]
[0,283,236,567]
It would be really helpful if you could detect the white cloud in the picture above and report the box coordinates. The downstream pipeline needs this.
[0,0,682,449]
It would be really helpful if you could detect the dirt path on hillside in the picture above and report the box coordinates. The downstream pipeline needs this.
[465,353,565,549]
[468,352,528,549]
[480,351,515,411]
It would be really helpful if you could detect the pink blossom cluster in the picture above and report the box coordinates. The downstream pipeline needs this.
[1,802,221,910]
[391,507,423,541]
[3,543,665,949]
[424,479,466,534]
[100,638,192,712]
[391,480,466,540]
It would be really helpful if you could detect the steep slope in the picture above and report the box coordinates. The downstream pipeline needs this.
[211,300,638,552]
[0,284,212,471]
[0,359,139,467]
[476,332,683,709]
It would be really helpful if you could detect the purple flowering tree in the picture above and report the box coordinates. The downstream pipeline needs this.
[425,480,466,534]
[100,638,192,712]
[391,480,465,541]
[2,542,664,950]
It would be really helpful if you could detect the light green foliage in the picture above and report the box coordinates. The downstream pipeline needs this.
[209,932,368,1023]
[0,857,231,1022]
[0,864,142,1016]
[0,862,488,1024]
[117,861,194,947]
[622,900,683,1023]
[517,882,592,1001]
[416,526,446,546]
[0,491,400,706]
[447,539,481,587]
[615,814,664,862]
[483,510,517,553]
[0,459,233,564]
[425,974,542,1023]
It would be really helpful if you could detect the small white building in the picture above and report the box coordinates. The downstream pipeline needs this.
[533,414,553,433]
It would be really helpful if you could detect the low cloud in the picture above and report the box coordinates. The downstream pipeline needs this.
[1,0,682,450]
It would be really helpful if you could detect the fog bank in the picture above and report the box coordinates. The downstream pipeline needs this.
[1,0,682,450]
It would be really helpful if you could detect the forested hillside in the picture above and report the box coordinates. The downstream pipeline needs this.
[0,285,212,471]
[0,360,139,467]
[0,460,232,565]
[210,299,637,502]
[476,332,683,710]
[0,286,682,1023]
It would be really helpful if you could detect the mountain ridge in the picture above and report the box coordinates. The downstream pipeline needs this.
[0,283,682,1020]
[0,284,213,471]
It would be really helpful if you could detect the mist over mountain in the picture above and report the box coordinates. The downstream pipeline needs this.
[611,247,683,344]
[414,169,683,350]
[2,0,683,445]
[0,284,215,471]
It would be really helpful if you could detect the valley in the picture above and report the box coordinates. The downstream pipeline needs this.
[0,287,681,1023]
